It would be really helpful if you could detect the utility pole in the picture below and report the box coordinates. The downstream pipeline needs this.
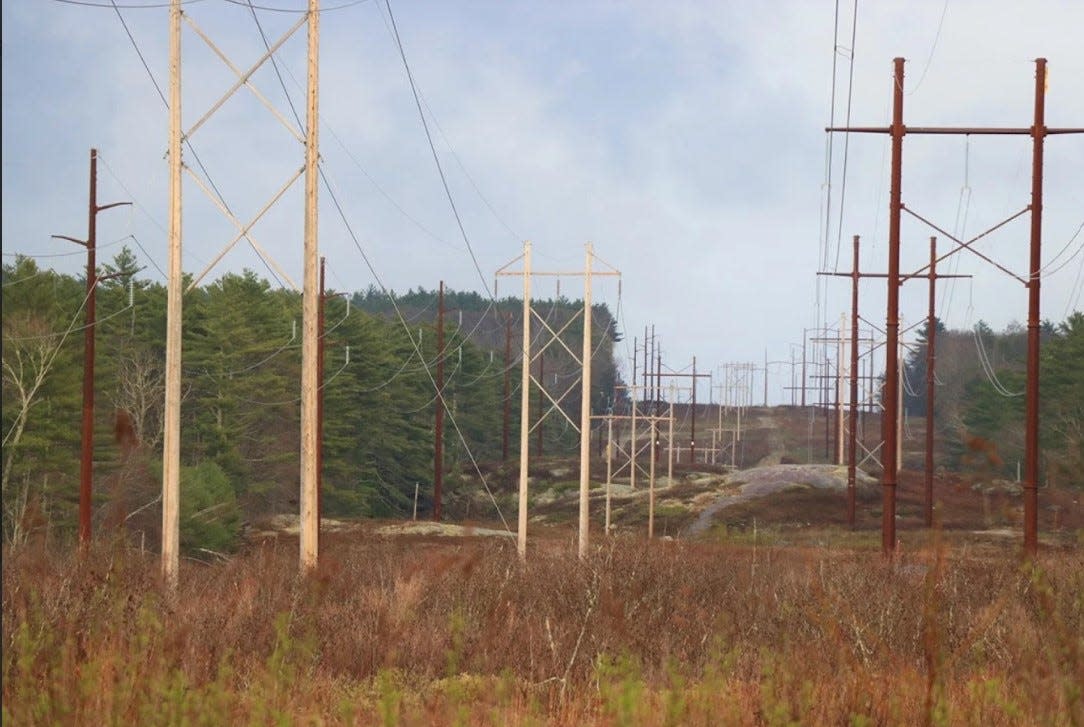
[655,352,662,462]
[848,238,860,527]
[801,330,807,407]
[643,327,650,417]
[925,239,937,527]
[667,382,675,483]
[317,257,326,545]
[52,148,130,548]
[299,0,321,573]
[763,349,768,407]
[577,243,593,560]
[517,243,531,559]
[502,315,511,462]
[604,415,613,534]
[648,416,657,538]
[691,356,698,462]
[836,312,846,465]
[162,0,183,588]
[434,281,445,521]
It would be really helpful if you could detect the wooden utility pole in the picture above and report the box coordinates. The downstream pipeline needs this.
[925,239,937,527]
[317,257,326,545]
[667,383,675,483]
[848,239,860,527]
[836,313,846,465]
[299,0,321,573]
[53,149,129,547]
[763,349,768,407]
[162,0,183,588]
[502,315,511,461]
[434,281,445,521]
[604,415,613,533]
[577,243,593,560]
[648,417,657,538]
[655,352,662,461]
[517,243,532,559]
[801,329,808,407]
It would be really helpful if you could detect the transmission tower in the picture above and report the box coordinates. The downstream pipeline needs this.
[162,0,321,586]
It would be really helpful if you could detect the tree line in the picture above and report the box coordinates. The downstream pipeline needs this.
[2,249,623,551]
[901,314,1083,485]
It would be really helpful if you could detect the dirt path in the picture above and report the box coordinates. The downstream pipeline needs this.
[682,491,755,536]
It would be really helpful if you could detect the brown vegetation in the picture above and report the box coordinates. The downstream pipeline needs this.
[4,531,1082,725]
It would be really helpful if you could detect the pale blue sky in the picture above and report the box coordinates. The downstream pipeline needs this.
[3,0,1082,404]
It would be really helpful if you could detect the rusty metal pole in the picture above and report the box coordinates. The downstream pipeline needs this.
[502,315,511,461]
[848,235,860,528]
[79,149,99,547]
[434,281,444,521]
[317,257,326,544]
[882,57,906,557]
[925,238,937,528]
[54,149,129,548]
[1023,58,1046,556]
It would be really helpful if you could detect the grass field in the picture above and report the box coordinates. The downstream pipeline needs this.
[4,524,1082,725]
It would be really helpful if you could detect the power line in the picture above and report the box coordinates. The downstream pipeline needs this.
[908,0,951,95]
[1039,219,1084,276]
[54,0,203,8]
[319,164,511,531]
[222,0,371,12]
[832,0,858,272]
[3,235,130,259]
[382,0,495,300]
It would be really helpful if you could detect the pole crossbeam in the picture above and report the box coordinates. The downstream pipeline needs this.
[826,57,1079,556]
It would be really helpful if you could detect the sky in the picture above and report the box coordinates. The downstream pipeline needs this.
[3,0,1082,405]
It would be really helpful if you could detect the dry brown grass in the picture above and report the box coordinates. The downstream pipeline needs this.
[3,529,1082,725]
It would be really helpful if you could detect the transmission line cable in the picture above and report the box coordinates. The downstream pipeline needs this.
[832,0,858,272]
[3,235,130,260]
[381,0,495,300]
[1038,219,1084,277]
[907,0,951,96]
[223,0,371,12]
[2,281,97,446]
[320,165,511,531]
